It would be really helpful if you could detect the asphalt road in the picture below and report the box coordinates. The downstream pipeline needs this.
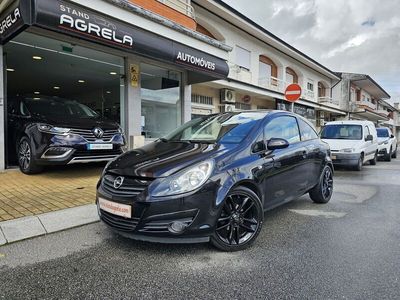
[1,156,400,299]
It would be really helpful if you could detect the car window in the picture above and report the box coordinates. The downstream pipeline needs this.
[321,125,362,140]
[364,126,370,138]
[298,118,318,141]
[377,128,389,138]
[264,116,300,144]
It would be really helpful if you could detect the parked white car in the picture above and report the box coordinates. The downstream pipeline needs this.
[320,120,378,171]
[376,127,397,161]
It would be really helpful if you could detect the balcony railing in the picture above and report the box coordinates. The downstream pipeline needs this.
[157,0,195,18]
[318,96,339,106]
[258,76,286,93]
[303,89,315,101]
[357,100,377,110]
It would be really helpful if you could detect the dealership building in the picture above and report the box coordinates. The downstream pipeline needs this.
[0,0,234,170]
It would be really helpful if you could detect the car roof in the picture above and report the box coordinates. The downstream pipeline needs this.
[325,120,375,126]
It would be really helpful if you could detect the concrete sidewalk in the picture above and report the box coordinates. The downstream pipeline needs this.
[0,204,99,246]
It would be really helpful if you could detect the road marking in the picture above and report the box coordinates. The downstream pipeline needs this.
[289,209,346,218]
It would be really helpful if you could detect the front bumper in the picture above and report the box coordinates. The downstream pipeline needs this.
[330,152,360,166]
[96,180,220,243]
[377,145,389,157]
[35,134,125,165]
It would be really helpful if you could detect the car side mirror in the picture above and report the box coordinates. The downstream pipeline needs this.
[390,134,395,139]
[252,140,267,153]
[267,138,289,150]
[365,134,373,142]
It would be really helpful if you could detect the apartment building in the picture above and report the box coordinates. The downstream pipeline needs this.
[332,72,399,137]
[189,1,347,128]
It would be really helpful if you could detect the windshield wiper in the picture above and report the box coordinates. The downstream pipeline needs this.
[185,140,216,144]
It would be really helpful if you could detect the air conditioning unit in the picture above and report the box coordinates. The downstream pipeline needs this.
[221,104,236,113]
[220,89,236,103]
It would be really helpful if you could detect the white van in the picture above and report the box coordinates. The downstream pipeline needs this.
[320,120,378,171]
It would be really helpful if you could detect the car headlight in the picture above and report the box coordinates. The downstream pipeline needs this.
[37,124,70,135]
[118,127,124,134]
[150,160,214,197]
[340,148,355,153]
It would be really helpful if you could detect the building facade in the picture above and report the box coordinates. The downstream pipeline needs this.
[0,0,230,170]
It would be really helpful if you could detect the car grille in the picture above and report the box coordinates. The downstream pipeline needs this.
[70,128,120,142]
[100,209,140,232]
[74,149,123,157]
[101,174,153,197]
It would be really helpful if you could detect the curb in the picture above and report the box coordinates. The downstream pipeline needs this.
[0,204,99,246]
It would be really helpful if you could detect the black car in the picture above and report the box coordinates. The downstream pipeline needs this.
[97,111,333,251]
[7,96,125,174]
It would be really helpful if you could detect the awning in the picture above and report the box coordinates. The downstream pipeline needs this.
[351,75,390,99]
[350,110,389,123]
[0,0,229,83]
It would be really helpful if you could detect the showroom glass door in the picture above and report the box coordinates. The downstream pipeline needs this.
[140,63,182,140]
[4,32,125,165]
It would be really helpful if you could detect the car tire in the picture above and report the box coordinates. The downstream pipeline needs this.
[354,154,363,171]
[370,151,378,165]
[210,186,263,252]
[385,147,392,162]
[18,137,43,175]
[309,165,333,204]
[392,147,397,159]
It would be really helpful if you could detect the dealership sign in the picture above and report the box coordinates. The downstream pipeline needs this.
[31,0,228,78]
[0,0,30,44]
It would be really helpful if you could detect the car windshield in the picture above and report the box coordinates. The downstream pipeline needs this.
[376,128,389,138]
[321,124,362,140]
[163,112,267,144]
[23,97,98,118]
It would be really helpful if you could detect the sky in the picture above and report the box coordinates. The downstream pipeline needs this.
[227,0,400,104]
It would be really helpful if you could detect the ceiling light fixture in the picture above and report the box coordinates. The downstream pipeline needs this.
[53,86,60,90]
[110,72,117,75]
[6,68,15,72]
[32,56,42,60]
[78,80,85,83]
[106,91,111,94]
[34,91,40,94]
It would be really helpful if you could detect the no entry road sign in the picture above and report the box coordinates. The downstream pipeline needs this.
[284,84,302,102]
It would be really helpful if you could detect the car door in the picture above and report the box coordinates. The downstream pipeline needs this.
[364,125,374,160]
[261,115,307,208]
[297,117,322,189]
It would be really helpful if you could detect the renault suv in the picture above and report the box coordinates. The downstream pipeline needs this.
[97,111,334,251]
[8,96,125,174]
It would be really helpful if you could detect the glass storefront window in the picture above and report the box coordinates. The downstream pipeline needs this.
[5,32,125,125]
[140,63,182,139]
[4,32,125,165]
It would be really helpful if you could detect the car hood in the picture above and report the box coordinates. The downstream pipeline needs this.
[321,139,362,151]
[377,137,390,145]
[35,115,119,130]
[106,140,233,178]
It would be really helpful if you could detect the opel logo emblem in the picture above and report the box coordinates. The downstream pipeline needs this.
[113,176,124,189]
[93,127,104,138]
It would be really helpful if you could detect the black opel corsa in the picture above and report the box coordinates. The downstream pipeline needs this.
[97,110,333,251]
[8,96,125,174]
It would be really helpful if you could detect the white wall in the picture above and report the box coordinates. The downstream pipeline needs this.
[194,6,336,105]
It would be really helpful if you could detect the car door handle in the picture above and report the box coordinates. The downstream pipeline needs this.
[302,150,307,159]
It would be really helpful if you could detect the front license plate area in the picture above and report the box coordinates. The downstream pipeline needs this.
[98,197,132,218]
[331,155,337,160]
[87,144,113,150]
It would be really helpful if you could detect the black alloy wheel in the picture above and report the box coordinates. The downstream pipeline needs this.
[211,186,263,251]
[309,165,333,204]
[370,151,378,165]
[392,147,397,159]
[385,147,392,162]
[18,137,42,174]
